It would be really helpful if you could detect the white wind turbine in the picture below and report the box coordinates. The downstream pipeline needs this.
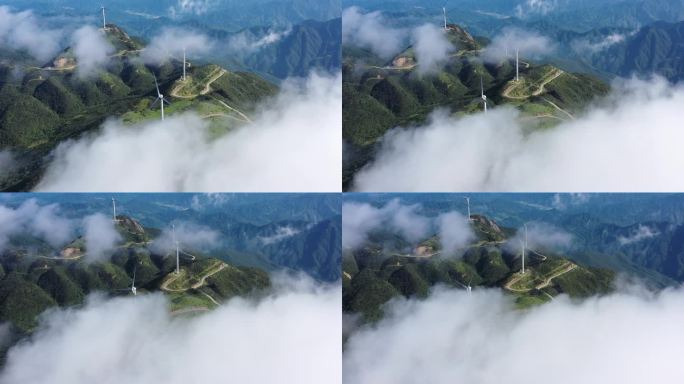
[175,240,180,275]
[111,197,117,222]
[151,75,170,120]
[463,196,472,221]
[442,7,448,30]
[172,224,180,275]
[455,278,472,295]
[182,47,187,81]
[480,76,487,113]
[520,223,528,274]
[101,6,107,30]
[131,266,137,296]
[515,48,520,82]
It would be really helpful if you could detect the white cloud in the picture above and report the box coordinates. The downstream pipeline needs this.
[506,222,573,253]
[618,225,660,246]
[0,6,63,61]
[0,279,341,384]
[344,285,684,384]
[342,199,473,254]
[152,221,220,252]
[0,199,75,251]
[342,7,407,59]
[227,27,292,55]
[551,193,591,210]
[168,0,217,17]
[481,27,555,63]
[0,150,17,179]
[71,25,115,78]
[259,226,301,245]
[515,0,557,18]
[411,24,454,75]
[342,199,432,250]
[141,28,213,64]
[571,33,628,54]
[353,76,684,192]
[82,213,122,262]
[436,211,475,256]
[33,72,342,192]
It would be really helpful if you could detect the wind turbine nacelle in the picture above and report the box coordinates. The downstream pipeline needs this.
[482,95,487,101]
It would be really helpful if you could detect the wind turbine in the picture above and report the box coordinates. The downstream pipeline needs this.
[463,196,472,222]
[515,48,520,81]
[151,75,170,120]
[131,266,137,296]
[455,278,472,295]
[442,7,447,30]
[480,76,487,113]
[175,240,180,275]
[182,47,187,81]
[111,197,117,222]
[101,6,107,30]
[520,223,528,274]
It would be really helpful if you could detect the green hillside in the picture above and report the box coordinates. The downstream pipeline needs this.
[342,23,610,189]
[0,24,278,191]
[343,214,615,323]
[0,215,271,335]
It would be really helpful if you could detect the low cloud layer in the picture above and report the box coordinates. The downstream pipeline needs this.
[618,225,660,246]
[506,222,573,253]
[481,28,555,63]
[152,221,220,252]
[71,25,114,78]
[344,285,684,383]
[515,0,557,18]
[82,213,122,261]
[0,6,63,61]
[141,28,213,64]
[342,199,473,254]
[342,7,406,59]
[259,226,301,245]
[227,28,292,55]
[353,76,684,192]
[0,199,75,251]
[571,33,628,54]
[34,72,342,192]
[0,150,17,178]
[436,212,475,255]
[169,0,216,17]
[412,24,454,75]
[342,199,431,250]
[0,277,341,384]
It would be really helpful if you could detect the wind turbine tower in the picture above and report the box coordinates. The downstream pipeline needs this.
[515,48,520,81]
[111,197,117,222]
[480,76,487,113]
[443,7,447,30]
[175,241,180,275]
[152,75,170,120]
[182,47,187,81]
[131,266,137,296]
[101,6,106,30]
[521,224,528,274]
[463,197,472,221]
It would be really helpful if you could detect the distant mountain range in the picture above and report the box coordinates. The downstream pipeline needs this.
[0,214,271,336]
[0,24,277,191]
[586,21,684,82]
[342,23,610,189]
[343,213,615,323]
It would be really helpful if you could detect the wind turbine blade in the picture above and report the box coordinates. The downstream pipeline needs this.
[162,97,171,106]
[154,76,160,96]
[150,97,160,108]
